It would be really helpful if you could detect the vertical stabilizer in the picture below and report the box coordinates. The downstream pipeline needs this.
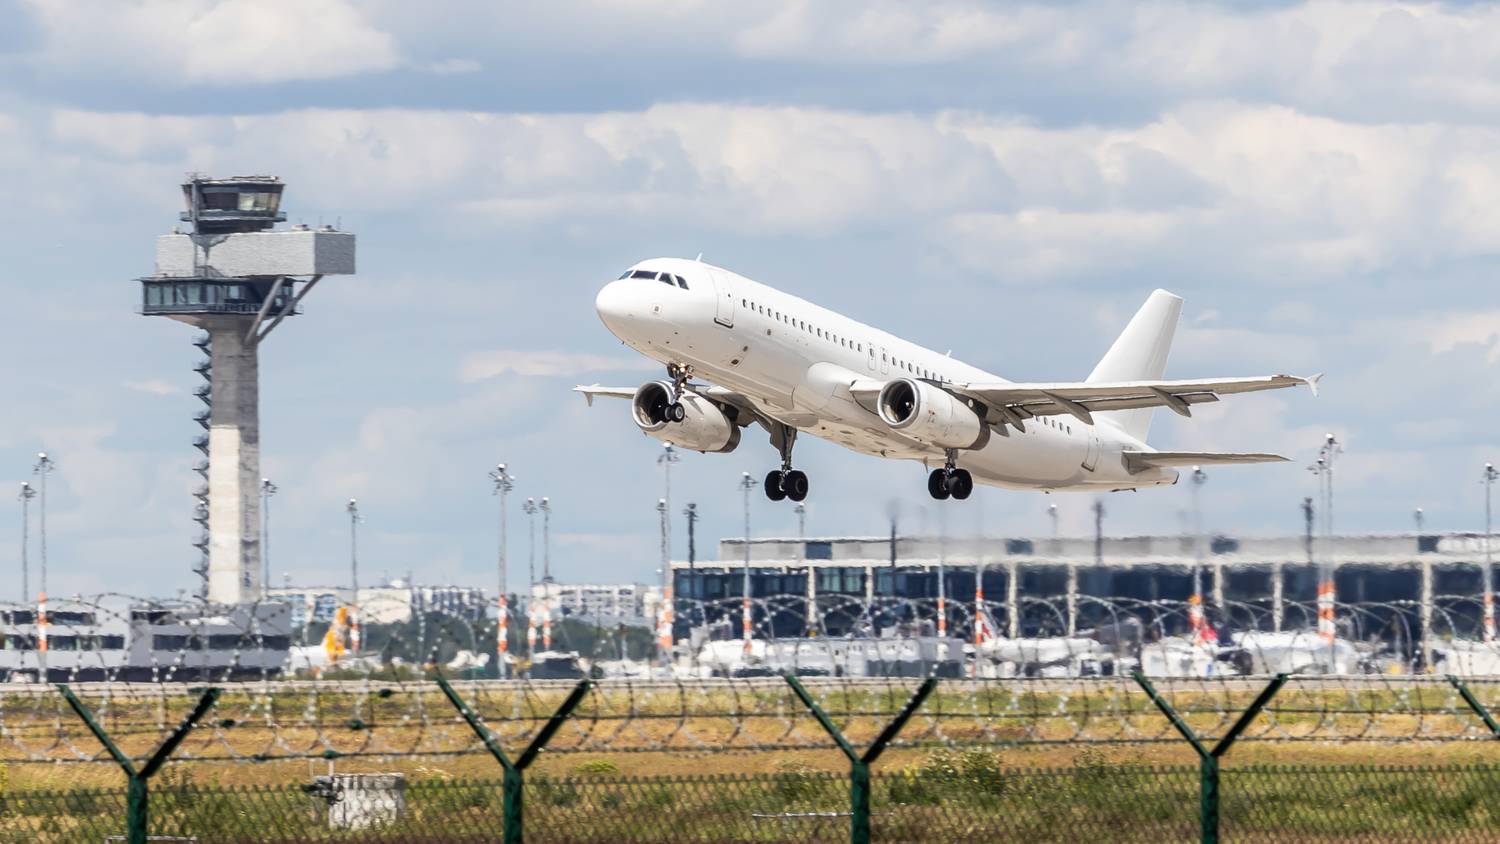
[1086,289,1182,443]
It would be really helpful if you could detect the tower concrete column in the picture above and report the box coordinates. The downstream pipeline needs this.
[202,319,261,604]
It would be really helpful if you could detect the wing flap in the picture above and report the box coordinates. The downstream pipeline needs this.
[1123,451,1289,473]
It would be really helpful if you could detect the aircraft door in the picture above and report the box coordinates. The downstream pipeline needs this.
[708,267,735,328]
[867,342,877,373]
[878,346,889,375]
[1082,429,1100,472]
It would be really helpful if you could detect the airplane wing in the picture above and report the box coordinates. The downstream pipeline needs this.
[573,384,635,406]
[951,373,1320,428]
[1123,451,1289,472]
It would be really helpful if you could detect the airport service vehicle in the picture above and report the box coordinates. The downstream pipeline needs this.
[577,260,1319,502]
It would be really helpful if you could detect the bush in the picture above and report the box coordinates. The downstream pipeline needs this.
[571,759,620,776]
[771,761,829,805]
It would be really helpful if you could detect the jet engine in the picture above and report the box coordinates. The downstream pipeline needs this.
[631,381,741,453]
[876,378,990,450]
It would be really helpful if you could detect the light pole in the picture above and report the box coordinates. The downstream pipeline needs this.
[656,497,672,665]
[684,502,698,628]
[1309,433,1341,657]
[1485,463,1498,642]
[18,483,35,603]
[540,496,553,649]
[739,472,758,655]
[523,497,538,655]
[346,498,361,654]
[32,453,53,600]
[797,502,816,637]
[490,463,515,676]
[260,479,277,601]
[657,444,680,666]
[1047,502,1059,552]
[1189,465,1211,615]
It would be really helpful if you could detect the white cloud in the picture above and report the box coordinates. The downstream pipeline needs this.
[25,99,1500,286]
[460,350,655,383]
[22,0,400,85]
[123,379,179,396]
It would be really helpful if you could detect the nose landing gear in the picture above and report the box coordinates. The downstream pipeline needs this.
[928,450,974,500]
[665,363,694,422]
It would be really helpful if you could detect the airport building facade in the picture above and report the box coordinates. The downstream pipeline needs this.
[672,532,1495,644]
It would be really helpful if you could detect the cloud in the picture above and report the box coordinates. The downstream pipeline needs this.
[123,379,178,396]
[460,350,656,383]
[21,0,400,85]
[29,98,1500,290]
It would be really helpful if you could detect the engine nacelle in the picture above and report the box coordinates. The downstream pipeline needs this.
[876,378,990,450]
[631,381,741,453]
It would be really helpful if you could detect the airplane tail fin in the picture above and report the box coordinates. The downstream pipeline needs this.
[1086,289,1182,443]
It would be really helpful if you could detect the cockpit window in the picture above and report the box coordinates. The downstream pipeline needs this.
[623,269,688,289]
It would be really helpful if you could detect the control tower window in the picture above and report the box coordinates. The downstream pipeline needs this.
[236,192,280,213]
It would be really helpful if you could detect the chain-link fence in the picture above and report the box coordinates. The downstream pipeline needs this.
[3,764,1499,843]
[9,672,1500,843]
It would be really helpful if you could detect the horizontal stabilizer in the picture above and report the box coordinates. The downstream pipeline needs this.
[1123,451,1288,473]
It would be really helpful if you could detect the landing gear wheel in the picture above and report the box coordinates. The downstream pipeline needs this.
[765,470,787,501]
[928,469,951,500]
[667,402,686,423]
[949,469,974,500]
[783,470,809,502]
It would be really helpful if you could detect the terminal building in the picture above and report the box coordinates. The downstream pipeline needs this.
[671,532,1497,645]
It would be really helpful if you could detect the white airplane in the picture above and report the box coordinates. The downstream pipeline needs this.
[576,259,1319,502]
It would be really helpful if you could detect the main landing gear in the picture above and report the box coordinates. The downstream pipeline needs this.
[664,363,692,422]
[764,424,809,503]
[928,450,974,501]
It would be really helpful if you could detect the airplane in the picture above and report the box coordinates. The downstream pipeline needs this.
[576,259,1320,502]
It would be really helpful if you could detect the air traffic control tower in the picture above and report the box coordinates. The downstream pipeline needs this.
[140,176,355,605]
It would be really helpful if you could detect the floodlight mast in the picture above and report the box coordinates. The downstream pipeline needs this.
[657,444,679,663]
[17,482,35,603]
[490,463,515,676]
[1485,463,1498,642]
[139,175,354,605]
[739,472,758,655]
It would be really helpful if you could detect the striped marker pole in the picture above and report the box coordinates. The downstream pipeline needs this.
[657,584,674,663]
[972,581,985,678]
[37,592,48,674]
[497,595,509,668]
[1485,593,1495,644]
[1317,580,1336,643]
[742,596,753,655]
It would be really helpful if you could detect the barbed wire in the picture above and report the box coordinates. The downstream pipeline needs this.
[0,591,1499,765]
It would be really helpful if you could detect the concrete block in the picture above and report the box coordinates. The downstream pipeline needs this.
[155,230,356,278]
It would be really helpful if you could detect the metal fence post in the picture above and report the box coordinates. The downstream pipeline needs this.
[783,674,937,844]
[57,684,220,844]
[1447,675,1500,737]
[437,675,593,844]
[1133,672,1287,844]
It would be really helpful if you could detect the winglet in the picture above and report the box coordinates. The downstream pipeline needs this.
[573,385,598,407]
[1304,373,1324,398]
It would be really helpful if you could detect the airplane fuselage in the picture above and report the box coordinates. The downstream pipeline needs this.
[594,258,1178,492]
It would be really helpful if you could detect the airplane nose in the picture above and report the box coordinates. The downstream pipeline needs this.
[594,280,636,334]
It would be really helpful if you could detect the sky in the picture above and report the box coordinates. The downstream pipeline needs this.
[3,0,1500,598]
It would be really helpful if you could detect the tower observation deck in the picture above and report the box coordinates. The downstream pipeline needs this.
[140,176,355,605]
